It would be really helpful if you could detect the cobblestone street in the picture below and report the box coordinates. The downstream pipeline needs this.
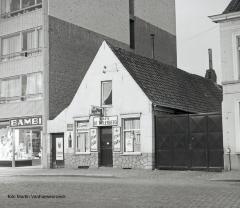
[0,168,240,208]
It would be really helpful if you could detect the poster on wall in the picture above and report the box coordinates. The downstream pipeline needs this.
[113,127,121,152]
[125,133,133,152]
[56,137,64,161]
[90,128,97,152]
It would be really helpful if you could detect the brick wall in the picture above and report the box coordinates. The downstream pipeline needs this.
[48,16,129,119]
[134,17,177,67]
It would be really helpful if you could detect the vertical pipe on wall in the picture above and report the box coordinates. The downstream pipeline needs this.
[42,0,50,168]
[150,34,155,59]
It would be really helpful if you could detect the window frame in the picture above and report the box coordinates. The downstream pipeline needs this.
[1,0,42,19]
[0,27,43,61]
[75,120,90,154]
[122,117,141,153]
[101,80,112,107]
[0,72,43,103]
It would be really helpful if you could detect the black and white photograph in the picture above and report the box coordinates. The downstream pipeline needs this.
[0,0,240,207]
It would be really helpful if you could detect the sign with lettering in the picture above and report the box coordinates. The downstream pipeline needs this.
[93,116,118,127]
[113,127,121,152]
[10,116,42,127]
[91,106,103,116]
[90,128,98,151]
[56,137,64,161]
[67,124,73,131]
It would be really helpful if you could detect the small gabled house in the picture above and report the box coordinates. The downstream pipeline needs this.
[47,41,222,170]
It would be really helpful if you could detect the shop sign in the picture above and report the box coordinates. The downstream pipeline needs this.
[93,116,118,127]
[10,116,42,127]
[113,127,121,152]
[56,137,64,161]
[67,124,73,131]
[91,106,103,116]
[90,128,97,151]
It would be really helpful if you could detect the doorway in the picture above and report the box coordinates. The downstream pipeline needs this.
[100,127,113,167]
[52,133,64,168]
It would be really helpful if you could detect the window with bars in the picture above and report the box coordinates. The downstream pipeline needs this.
[123,118,141,152]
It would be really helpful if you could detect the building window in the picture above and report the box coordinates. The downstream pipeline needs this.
[75,121,90,153]
[237,36,240,79]
[101,81,112,106]
[123,118,140,152]
[0,72,43,103]
[1,0,42,19]
[1,28,42,61]
[130,19,135,49]
[1,34,21,58]
[0,76,21,101]
[26,72,43,96]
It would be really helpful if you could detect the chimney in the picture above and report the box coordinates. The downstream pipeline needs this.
[150,34,155,59]
[205,48,217,83]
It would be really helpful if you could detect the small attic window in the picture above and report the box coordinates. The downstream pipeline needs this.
[101,81,112,106]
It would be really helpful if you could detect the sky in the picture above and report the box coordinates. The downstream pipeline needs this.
[175,0,232,83]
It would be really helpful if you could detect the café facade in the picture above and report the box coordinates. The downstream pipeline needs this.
[0,115,42,167]
[47,41,222,169]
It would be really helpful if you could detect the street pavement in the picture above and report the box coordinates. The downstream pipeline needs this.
[0,167,239,208]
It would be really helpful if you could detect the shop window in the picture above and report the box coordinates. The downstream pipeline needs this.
[1,0,42,19]
[123,118,141,152]
[101,81,112,106]
[75,121,90,153]
[0,76,21,102]
[0,122,12,160]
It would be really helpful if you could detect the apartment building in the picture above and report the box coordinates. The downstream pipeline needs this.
[210,0,240,170]
[0,0,177,168]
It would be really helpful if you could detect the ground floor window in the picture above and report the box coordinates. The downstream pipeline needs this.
[0,125,41,161]
[123,118,141,152]
[75,121,90,153]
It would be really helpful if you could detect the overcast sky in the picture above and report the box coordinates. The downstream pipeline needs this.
[176,0,232,83]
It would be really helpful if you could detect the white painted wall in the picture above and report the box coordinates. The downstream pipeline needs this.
[134,0,176,35]
[48,0,129,45]
[220,19,240,82]
[48,42,153,154]
[222,83,240,153]
[218,17,240,169]
[0,9,43,36]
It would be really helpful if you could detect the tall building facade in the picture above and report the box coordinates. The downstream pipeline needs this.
[210,0,240,170]
[0,0,176,168]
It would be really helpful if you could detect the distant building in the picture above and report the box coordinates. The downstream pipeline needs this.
[48,41,222,169]
[0,0,177,167]
[210,0,240,170]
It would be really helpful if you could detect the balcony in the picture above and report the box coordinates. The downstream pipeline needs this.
[0,48,42,62]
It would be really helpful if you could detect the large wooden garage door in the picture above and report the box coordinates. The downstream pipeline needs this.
[155,114,223,170]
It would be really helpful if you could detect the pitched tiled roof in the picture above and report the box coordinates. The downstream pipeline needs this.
[223,0,240,14]
[110,46,222,113]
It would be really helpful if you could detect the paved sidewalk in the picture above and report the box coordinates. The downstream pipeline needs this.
[0,166,239,182]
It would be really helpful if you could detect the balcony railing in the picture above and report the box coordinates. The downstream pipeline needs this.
[1,3,42,19]
[0,48,42,62]
[0,94,43,104]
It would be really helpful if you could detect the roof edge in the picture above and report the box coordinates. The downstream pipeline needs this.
[209,11,240,23]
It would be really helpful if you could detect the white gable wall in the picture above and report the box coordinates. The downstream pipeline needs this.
[49,42,153,155]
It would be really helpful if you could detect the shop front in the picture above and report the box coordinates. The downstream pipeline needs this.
[0,116,42,167]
